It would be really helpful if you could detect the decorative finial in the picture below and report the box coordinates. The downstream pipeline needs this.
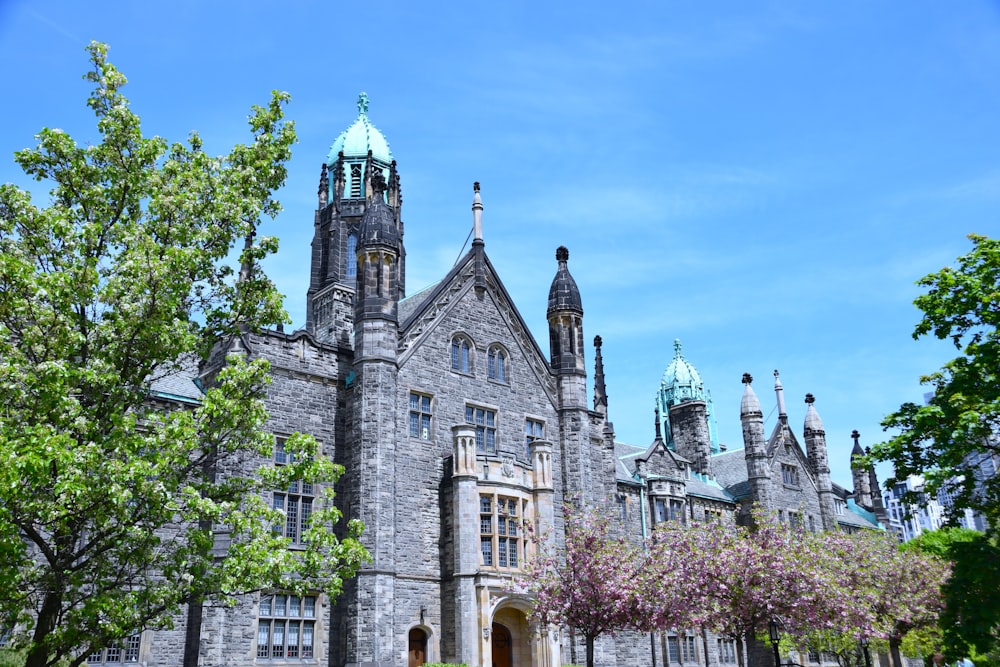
[594,335,602,348]
[742,372,753,385]
[556,246,569,262]
[472,182,484,243]
[774,369,780,381]
[852,429,860,443]
[805,393,815,405]
[674,339,682,356]
[357,92,369,115]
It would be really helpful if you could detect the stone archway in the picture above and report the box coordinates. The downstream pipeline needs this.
[492,606,531,667]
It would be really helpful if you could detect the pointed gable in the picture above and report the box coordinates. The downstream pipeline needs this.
[397,247,557,403]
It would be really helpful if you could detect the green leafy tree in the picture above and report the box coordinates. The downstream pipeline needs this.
[905,528,1000,663]
[872,234,1000,526]
[0,43,369,667]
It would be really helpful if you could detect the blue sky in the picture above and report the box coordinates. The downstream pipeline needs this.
[2,1,999,489]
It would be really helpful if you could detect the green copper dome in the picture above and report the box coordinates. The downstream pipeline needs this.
[656,339,721,455]
[327,93,393,165]
[659,339,705,405]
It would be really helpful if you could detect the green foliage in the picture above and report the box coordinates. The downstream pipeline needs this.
[872,234,1000,526]
[904,527,1000,662]
[422,664,470,667]
[0,42,369,667]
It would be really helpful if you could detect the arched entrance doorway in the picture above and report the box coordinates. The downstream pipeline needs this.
[492,623,512,667]
[408,628,427,667]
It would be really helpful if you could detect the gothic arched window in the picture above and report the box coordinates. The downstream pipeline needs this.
[450,336,472,374]
[487,346,507,383]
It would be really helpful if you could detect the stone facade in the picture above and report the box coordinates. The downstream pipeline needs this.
[119,98,888,667]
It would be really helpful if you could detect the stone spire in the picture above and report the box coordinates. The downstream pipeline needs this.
[774,369,787,423]
[741,373,772,512]
[803,393,836,531]
[866,446,890,526]
[472,182,485,293]
[593,335,608,417]
[851,430,873,509]
[318,163,328,208]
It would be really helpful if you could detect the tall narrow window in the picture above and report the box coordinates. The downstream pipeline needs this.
[257,594,316,659]
[524,418,543,458]
[451,337,472,373]
[667,636,680,663]
[487,346,507,382]
[681,634,697,662]
[466,405,496,454]
[346,233,357,279]
[409,392,432,440]
[350,164,362,198]
[273,438,314,545]
[782,464,800,486]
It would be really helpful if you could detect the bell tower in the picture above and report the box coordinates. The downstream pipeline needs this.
[306,93,403,346]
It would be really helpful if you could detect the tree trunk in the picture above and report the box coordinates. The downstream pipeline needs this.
[737,636,746,667]
[183,598,204,667]
[889,636,904,667]
[586,634,595,667]
[25,589,62,667]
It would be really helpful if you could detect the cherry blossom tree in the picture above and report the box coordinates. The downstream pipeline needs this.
[521,504,646,667]
[818,530,949,667]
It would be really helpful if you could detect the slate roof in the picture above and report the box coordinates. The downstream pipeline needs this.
[148,354,202,403]
[398,281,439,324]
[615,441,646,481]
[686,476,735,503]
[709,449,748,490]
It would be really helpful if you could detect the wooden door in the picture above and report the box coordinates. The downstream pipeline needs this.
[408,628,427,667]
[492,623,512,667]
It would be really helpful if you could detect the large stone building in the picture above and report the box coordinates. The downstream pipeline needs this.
[122,95,886,667]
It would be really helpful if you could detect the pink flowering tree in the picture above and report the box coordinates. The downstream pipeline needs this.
[643,509,850,667]
[520,503,645,667]
[813,530,949,667]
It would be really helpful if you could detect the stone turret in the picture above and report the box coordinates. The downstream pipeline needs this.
[547,247,593,501]
[658,340,715,477]
[741,373,773,513]
[803,393,836,531]
[345,160,401,666]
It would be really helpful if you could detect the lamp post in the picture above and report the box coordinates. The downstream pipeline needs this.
[860,638,872,667]
[768,620,782,667]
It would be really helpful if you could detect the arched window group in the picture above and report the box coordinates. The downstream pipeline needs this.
[450,336,511,382]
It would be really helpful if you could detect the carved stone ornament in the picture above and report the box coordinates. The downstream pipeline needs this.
[482,626,491,641]
[501,456,515,478]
